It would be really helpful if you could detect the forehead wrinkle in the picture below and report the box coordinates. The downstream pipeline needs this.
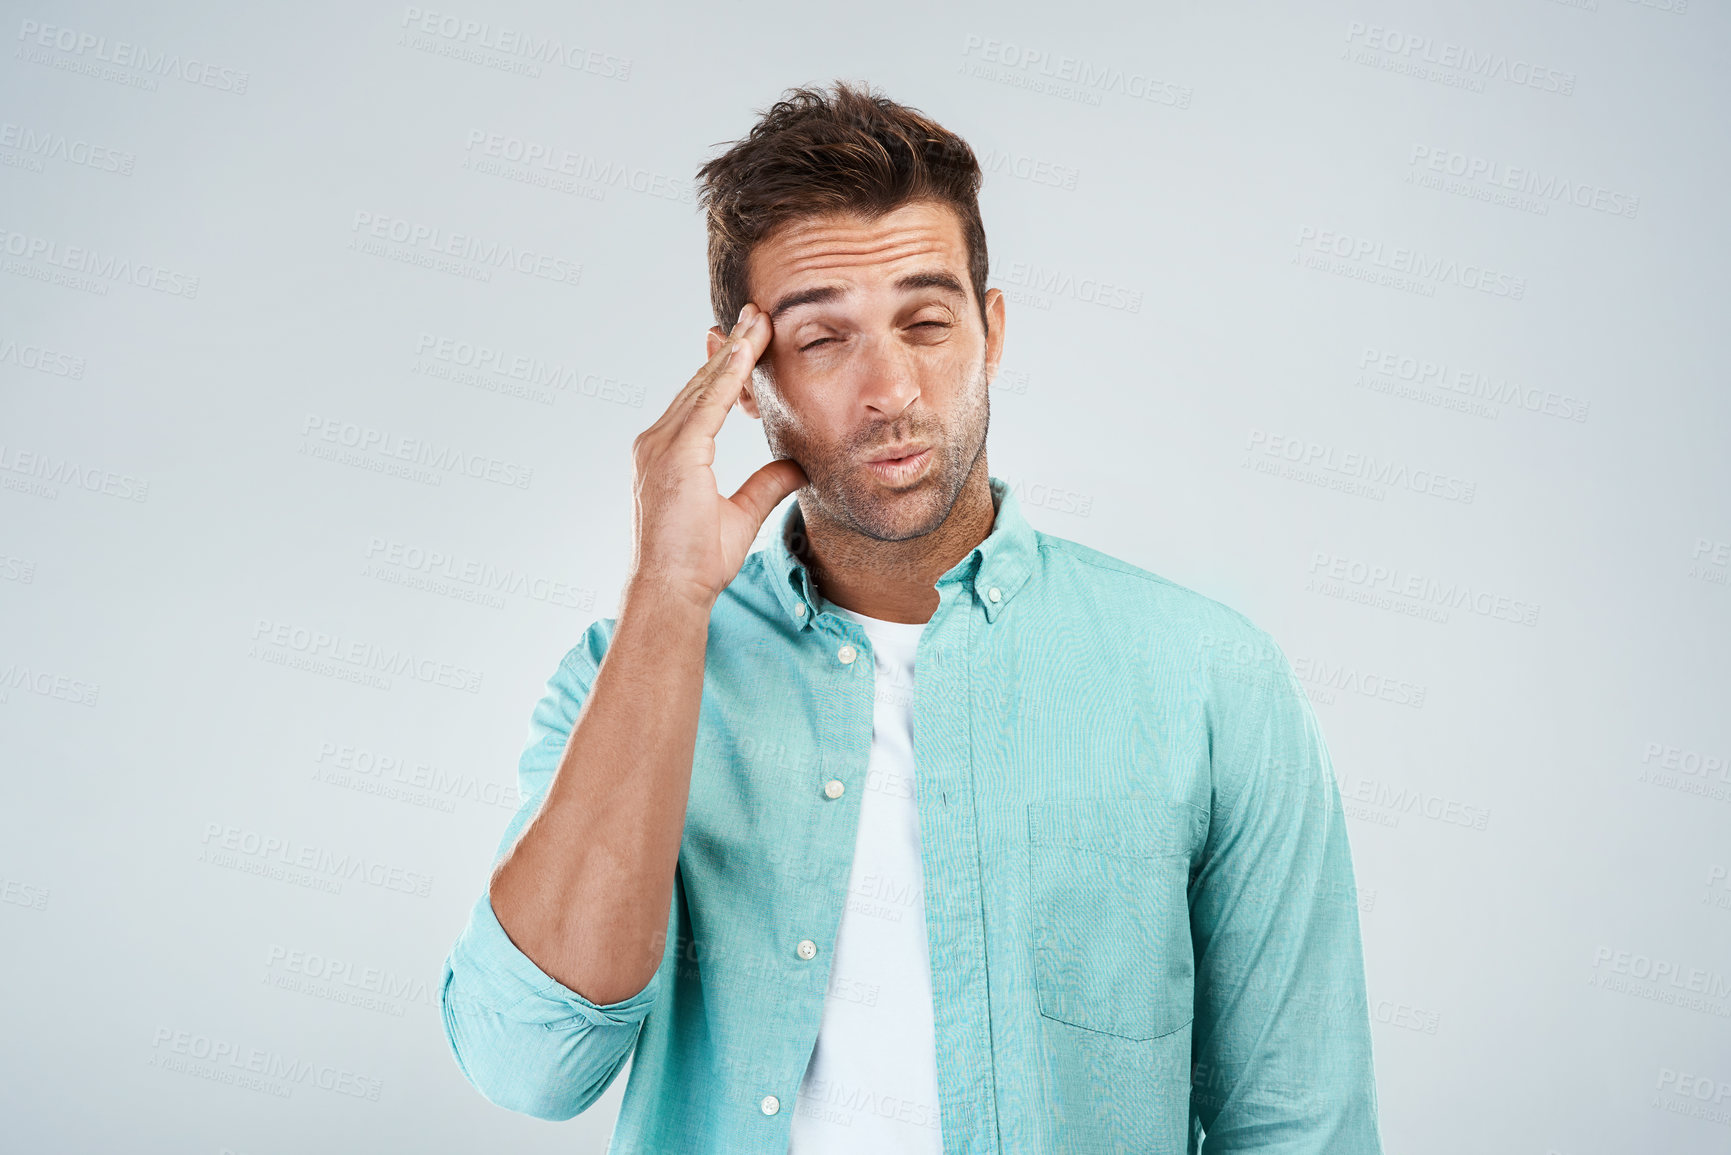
[781,253,945,286]
[780,231,950,268]
[749,209,967,313]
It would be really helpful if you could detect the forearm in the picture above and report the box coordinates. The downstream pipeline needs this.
[488,578,711,1005]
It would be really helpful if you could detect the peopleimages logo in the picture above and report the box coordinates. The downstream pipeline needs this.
[1654,1068,1731,1128]
[0,442,149,502]
[0,552,37,585]
[1591,947,1731,1001]
[1357,347,1590,423]
[1244,428,1478,504]
[462,130,691,203]
[1640,741,1730,785]
[1343,21,1576,95]
[299,413,533,490]
[1,874,51,911]
[398,7,631,79]
[414,332,644,407]
[1307,550,1541,627]
[263,944,434,1016]
[1637,739,1731,805]
[0,121,135,175]
[0,333,87,378]
[313,738,521,812]
[1295,226,1526,300]
[979,148,1079,191]
[1689,536,1730,589]
[148,1026,384,1101]
[0,226,200,297]
[199,821,435,898]
[249,616,485,694]
[364,535,595,611]
[1657,1066,1731,1097]
[0,659,100,707]
[1408,145,1639,219]
[349,211,581,287]
[1003,260,1142,313]
[15,19,251,93]
[1292,656,1426,709]
[958,35,1192,109]
[1335,773,1491,831]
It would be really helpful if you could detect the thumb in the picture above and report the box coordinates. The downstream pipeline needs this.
[728,457,808,530]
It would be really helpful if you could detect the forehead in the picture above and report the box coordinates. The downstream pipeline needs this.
[745,200,968,305]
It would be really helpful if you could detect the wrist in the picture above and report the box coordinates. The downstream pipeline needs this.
[620,572,716,623]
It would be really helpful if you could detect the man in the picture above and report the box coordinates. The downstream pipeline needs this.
[439,81,1385,1154]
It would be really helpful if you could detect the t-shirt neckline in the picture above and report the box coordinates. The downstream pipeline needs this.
[830,604,927,642]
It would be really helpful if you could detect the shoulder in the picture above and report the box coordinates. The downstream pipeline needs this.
[1032,530,1304,739]
[1033,530,1280,656]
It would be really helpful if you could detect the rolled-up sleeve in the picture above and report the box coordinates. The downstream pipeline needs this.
[1188,624,1385,1152]
[438,618,666,1121]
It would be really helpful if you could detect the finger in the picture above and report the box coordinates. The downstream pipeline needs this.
[728,457,808,529]
[642,321,747,441]
[680,312,771,440]
[644,304,762,441]
[671,304,764,409]
[667,319,760,431]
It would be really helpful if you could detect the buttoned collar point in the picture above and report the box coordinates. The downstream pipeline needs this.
[761,475,1037,629]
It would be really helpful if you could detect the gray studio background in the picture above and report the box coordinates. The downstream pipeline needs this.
[3,1,1728,1152]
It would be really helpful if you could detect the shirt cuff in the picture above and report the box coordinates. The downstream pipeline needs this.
[446,889,660,1028]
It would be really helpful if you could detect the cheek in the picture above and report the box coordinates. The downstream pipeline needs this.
[753,373,820,439]
[764,357,840,417]
[914,352,980,405]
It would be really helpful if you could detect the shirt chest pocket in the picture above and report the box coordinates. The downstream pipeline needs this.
[1026,798,1205,1042]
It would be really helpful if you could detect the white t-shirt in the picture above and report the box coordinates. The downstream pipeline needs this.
[786,605,944,1152]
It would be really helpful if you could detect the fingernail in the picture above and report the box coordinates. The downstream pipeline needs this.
[736,303,751,326]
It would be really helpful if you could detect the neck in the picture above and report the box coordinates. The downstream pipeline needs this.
[797,456,996,625]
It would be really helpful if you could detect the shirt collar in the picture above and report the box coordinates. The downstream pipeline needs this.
[763,475,1038,628]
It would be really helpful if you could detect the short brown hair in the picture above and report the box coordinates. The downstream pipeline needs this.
[695,80,989,334]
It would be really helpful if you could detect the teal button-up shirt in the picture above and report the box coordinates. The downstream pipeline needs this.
[439,476,1384,1153]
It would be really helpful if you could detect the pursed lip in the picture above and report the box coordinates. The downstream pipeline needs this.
[864,443,931,463]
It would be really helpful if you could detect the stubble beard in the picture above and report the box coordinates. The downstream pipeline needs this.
[759,361,991,543]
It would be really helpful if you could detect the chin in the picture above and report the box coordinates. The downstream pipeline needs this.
[837,474,952,542]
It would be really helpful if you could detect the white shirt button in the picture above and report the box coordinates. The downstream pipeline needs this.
[793,603,806,617]
[987,586,1002,603]
[837,644,857,664]
[796,939,817,960]
[761,1094,780,1115]
[823,778,845,799]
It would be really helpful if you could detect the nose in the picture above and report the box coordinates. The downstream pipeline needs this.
[853,332,921,420]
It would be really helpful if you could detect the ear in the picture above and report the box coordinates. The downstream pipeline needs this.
[982,287,1007,386]
[707,324,764,419]
[738,372,763,419]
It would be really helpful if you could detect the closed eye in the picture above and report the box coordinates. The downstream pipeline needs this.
[799,321,950,353]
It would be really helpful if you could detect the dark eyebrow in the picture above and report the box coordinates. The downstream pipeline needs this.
[767,284,843,323]
[893,270,967,299]
[765,270,967,323]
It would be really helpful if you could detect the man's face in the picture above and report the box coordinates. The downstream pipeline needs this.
[727,199,1005,543]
